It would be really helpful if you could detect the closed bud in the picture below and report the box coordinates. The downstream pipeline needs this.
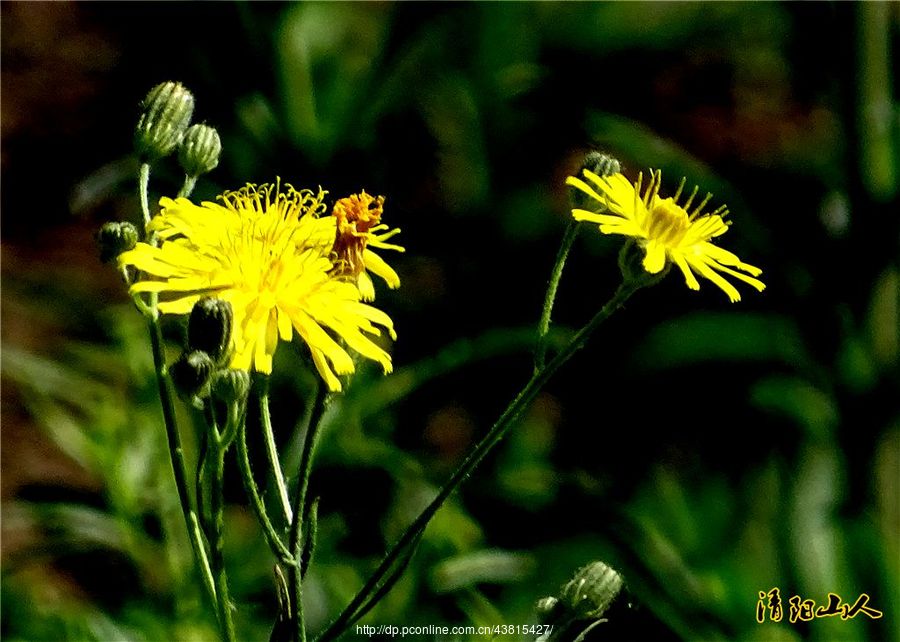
[570,152,622,211]
[134,81,194,162]
[97,221,139,263]
[210,369,250,405]
[178,124,221,177]
[170,350,214,401]
[535,596,560,619]
[557,561,624,619]
[582,151,621,178]
[188,297,233,362]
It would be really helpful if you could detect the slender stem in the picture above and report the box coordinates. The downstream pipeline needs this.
[148,319,217,606]
[236,415,295,565]
[288,383,329,642]
[316,280,642,642]
[196,430,212,541]
[138,159,218,613]
[210,412,238,642]
[534,220,581,372]
[179,174,198,199]
[259,380,294,525]
[139,162,151,226]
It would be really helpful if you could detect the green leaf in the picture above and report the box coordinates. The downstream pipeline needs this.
[750,376,839,439]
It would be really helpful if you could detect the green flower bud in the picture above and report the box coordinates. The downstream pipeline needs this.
[170,350,214,401]
[188,297,233,362]
[135,81,194,162]
[535,596,560,619]
[97,221,139,263]
[582,151,621,178]
[571,152,622,211]
[178,124,222,177]
[557,561,624,619]
[210,368,251,405]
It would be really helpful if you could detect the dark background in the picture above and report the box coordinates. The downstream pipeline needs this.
[2,3,897,641]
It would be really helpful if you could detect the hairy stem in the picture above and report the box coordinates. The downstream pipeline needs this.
[210,415,237,642]
[534,220,581,372]
[259,381,294,525]
[148,319,217,606]
[288,383,329,642]
[236,416,295,565]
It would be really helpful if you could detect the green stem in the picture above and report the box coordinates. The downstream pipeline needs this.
[315,280,642,642]
[210,413,238,642]
[534,220,581,372]
[288,382,329,642]
[148,319,217,606]
[196,430,212,541]
[236,415,295,565]
[259,381,294,525]
[179,174,199,199]
[139,162,151,226]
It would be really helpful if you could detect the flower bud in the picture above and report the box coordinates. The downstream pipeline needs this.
[570,152,622,211]
[134,81,194,162]
[558,561,624,619]
[582,151,621,178]
[178,124,222,177]
[188,297,233,362]
[210,368,250,405]
[97,221,139,263]
[170,350,214,401]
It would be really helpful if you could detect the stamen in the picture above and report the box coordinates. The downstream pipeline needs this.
[683,185,699,211]
[642,169,654,206]
[690,192,713,220]
[634,172,643,215]
[649,169,663,206]
[673,177,686,202]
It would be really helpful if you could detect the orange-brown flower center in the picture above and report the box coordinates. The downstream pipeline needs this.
[330,191,385,278]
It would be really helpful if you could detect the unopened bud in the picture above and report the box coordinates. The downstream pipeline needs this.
[134,81,194,162]
[582,151,621,179]
[210,369,250,405]
[571,152,622,211]
[188,297,233,362]
[97,221,139,263]
[178,124,221,177]
[170,350,214,401]
[558,561,624,619]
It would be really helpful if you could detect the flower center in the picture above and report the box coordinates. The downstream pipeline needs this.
[331,191,385,279]
[646,198,690,246]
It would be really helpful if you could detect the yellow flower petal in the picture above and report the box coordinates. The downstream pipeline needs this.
[566,168,765,302]
[126,182,398,387]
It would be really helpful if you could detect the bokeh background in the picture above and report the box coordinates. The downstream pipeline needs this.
[2,3,897,641]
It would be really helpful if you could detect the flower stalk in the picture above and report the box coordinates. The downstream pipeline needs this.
[288,382,330,642]
[534,219,581,373]
[147,317,217,607]
[258,380,294,526]
[207,400,241,642]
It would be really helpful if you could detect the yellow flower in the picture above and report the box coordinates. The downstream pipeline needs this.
[567,169,765,302]
[330,191,404,301]
[118,182,396,391]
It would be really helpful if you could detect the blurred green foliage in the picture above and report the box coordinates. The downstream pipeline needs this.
[2,2,897,642]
